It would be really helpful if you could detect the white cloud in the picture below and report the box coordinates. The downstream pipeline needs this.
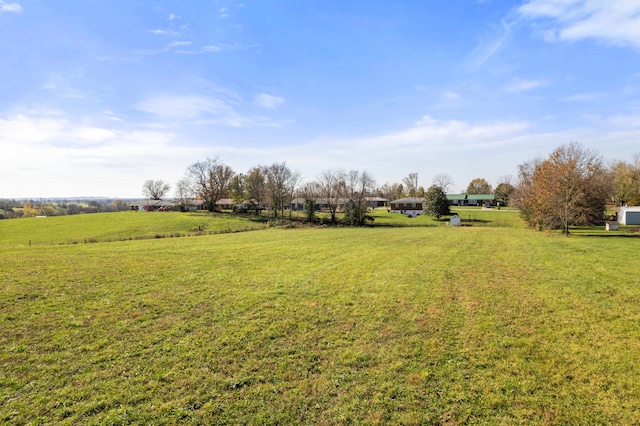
[518,0,640,47]
[0,1,21,13]
[254,93,285,109]
[463,19,513,69]
[559,92,605,102]
[168,41,192,48]
[444,91,462,101]
[505,79,548,92]
[147,29,181,37]
[134,93,283,127]
[0,112,193,198]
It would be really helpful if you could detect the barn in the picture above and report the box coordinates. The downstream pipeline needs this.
[617,206,640,225]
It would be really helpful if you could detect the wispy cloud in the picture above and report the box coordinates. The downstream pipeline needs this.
[134,93,283,127]
[559,92,605,102]
[443,91,462,101]
[505,79,548,92]
[0,1,21,13]
[463,19,513,69]
[254,94,284,109]
[148,29,180,36]
[518,0,640,48]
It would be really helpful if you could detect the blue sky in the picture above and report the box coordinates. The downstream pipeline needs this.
[1,0,640,198]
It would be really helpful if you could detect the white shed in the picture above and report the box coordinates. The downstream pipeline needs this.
[617,207,640,225]
[450,215,461,226]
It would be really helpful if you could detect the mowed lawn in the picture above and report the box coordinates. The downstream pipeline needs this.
[1,226,639,424]
[0,211,267,247]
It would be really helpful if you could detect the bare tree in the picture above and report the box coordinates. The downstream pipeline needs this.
[299,181,320,222]
[142,179,171,200]
[245,166,268,215]
[376,182,404,201]
[402,172,419,197]
[432,173,454,193]
[316,169,346,223]
[265,162,300,219]
[343,170,376,226]
[175,178,195,212]
[185,157,235,212]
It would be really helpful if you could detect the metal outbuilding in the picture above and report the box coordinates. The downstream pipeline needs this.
[617,207,640,225]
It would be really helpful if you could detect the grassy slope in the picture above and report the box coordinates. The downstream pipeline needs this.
[0,211,267,246]
[1,226,639,424]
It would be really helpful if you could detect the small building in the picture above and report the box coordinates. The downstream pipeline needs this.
[130,199,174,211]
[389,197,424,218]
[606,221,619,231]
[450,215,461,226]
[618,206,640,225]
[365,197,389,208]
[215,198,235,210]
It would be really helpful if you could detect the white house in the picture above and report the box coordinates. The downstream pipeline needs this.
[617,207,640,225]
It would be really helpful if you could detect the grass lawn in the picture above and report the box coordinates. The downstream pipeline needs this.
[0,211,267,247]
[1,225,639,424]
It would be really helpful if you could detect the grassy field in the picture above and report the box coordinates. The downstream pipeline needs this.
[1,219,639,424]
[0,211,267,247]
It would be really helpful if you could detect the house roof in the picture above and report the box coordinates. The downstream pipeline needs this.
[390,197,424,204]
[466,193,495,200]
[446,194,467,200]
[130,199,174,207]
[216,198,235,205]
[365,197,389,202]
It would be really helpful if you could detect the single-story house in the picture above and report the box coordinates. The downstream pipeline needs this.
[446,193,496,207]
[185,199,206,211]
[290,198,348,212]
[446,194,467,206]
[618,206,640,225]
[365,197,389,208]
[215,198,235,210]
[389,197,424,218]
[130,199,174,211]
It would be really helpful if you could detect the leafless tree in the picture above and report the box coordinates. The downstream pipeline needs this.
[265,162,300,218]
[432,173,454,193]
[402,172,419,197]
[245,166,268,214]
[185,157,235,212]
[316,169,346,223]
[343,170,376,226]
[142,179,171,200]
[175,178,195,212]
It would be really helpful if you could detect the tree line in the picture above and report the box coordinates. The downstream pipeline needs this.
[138,142,639,231]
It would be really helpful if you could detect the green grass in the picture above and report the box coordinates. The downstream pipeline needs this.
[0,211,267,247]
[370,207,525,228]
[1,225,639,424]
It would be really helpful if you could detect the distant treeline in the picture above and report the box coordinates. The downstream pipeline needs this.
[0,198,130,219]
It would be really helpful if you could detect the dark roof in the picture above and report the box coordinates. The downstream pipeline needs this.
[390,197,424,204]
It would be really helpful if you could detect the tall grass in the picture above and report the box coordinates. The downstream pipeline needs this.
[1,226,638,424]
